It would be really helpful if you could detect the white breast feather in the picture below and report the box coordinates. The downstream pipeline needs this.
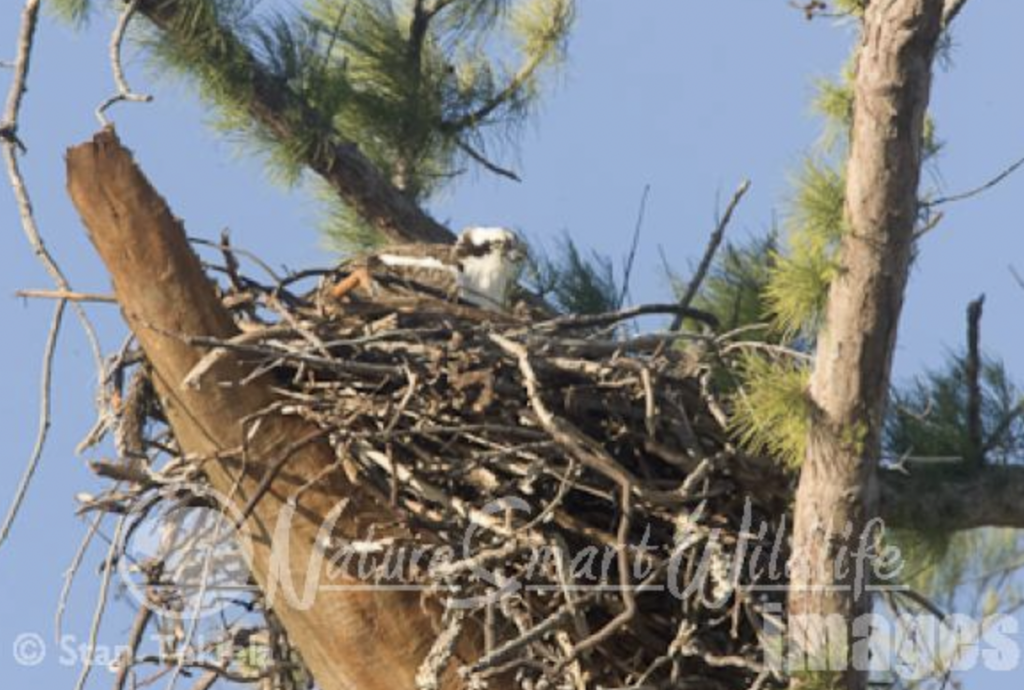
[459,250,518,310]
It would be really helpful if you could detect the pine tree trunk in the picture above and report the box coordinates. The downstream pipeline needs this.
[788,2,944,689]
[66,129,485,690]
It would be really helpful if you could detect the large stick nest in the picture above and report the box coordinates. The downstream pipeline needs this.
[87,254,794,690]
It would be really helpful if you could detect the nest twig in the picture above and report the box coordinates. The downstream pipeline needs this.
[76,251,795,690]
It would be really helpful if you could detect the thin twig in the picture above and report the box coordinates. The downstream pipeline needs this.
[442,47,550,132]
[913,209,945,241]
[173,330,404,378]
[456,139,521,182]
[3,0,104,370]
[73,516,126,690]
[0,300,63,549]
[113,602,154,690]
[55,514,104,641]
[164,506,233,690]
[234,428,332,527]
[926,153,1024,207]
[1011,265,1024,294]
[189,237,284,283]
[670,179,751,331]
[2,1,106,553]
[617,184,651,309]
[96,0,153,125]
[16,288,118,303]
[534,303,719,333]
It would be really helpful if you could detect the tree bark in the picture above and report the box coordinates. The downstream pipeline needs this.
[66,128,478,690]
[136,0,455,246]
[788,2,945,689]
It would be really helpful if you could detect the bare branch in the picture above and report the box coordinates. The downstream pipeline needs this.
[55,515,104,641]
[669,180,751,331]
[16,288,118,303]
[72,516,126,690]
[0,301,63,550]
[96,0,154,126]
[113,602,154,690]
[533,303,719,333]
[456,139,521,182]
[1,0,38,133]
[1,3,107,551]
[926,152,1024,206]
[3,0,104,360]
[617,184,651,309]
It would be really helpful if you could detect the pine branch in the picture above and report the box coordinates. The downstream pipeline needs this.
[880,464,1024,531]
[441,48,546,132]
[392,0,435,195]
[441,0,572,134]
[456,139,521,181]
[137,0,455,245]
[670,180,751,331]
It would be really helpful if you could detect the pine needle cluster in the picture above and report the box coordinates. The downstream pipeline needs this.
[57,0,573,250]
[730,351,811,467]
[526,236,620,315]
[887,354,1024,469]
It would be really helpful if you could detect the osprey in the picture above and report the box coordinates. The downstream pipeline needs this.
[327,227,527,312]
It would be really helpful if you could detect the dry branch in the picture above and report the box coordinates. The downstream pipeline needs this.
[66,128,473,690]
[0,0,106,553]
[670,179,751,331]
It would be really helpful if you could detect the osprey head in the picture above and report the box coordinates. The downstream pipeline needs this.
[455,226,526,309]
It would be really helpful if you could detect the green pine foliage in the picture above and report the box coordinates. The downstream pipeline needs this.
[763,64,854,340]
[526,236,619,316]
[811,65,854,155]
[884,352,1024,639]
[894,527,1023,615]
[50,0,96,26]
[671,233,780,334]
[59,0,574,251]
[766,158,846,337]
[741,42,950,468]
[729,352,811,467]
[833,0,866,17]
[887,354,1024,468]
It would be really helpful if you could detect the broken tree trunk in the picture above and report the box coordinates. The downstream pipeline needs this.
[789,2,945,690]
[66,128,479,690]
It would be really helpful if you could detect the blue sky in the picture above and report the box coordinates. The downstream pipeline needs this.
[2,1,1023,687]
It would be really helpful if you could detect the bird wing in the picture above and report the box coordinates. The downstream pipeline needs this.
[334,243,461,303]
